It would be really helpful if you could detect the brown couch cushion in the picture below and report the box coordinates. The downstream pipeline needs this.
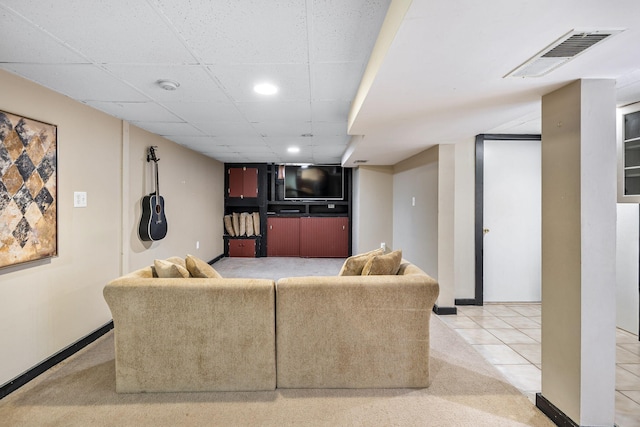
[361,249,403,275]
[338,247,385,276]
[154,259,190,278]
[186,254,222,278]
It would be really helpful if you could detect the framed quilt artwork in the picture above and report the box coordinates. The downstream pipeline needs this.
[0,110,57,269]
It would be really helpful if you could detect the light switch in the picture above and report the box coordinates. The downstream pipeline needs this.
[74,191,87,208]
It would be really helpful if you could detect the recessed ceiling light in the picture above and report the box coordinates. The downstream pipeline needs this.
[254,82,278,95]
[157,79,180,90]
[287,146,300,153]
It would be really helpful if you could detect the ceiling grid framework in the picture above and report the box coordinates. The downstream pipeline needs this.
[0,0,391,164]
[2,1,640,166]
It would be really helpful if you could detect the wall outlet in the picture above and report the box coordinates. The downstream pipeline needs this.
[411,196,416,207]
[381,242,386,251]
[196,241,200,249]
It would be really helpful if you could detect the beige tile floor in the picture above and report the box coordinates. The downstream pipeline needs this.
[438,303,640,427]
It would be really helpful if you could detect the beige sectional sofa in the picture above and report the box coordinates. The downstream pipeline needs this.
[103,257,276,393]
[276,261,439,389]
[103,254,439,393]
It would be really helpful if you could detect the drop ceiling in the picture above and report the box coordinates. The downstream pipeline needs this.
[2,0,640,167]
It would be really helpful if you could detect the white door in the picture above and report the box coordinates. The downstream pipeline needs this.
[616,204,640,335]
[483,139,541,302]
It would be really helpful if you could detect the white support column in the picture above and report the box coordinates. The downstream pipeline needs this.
[538,79,617,426]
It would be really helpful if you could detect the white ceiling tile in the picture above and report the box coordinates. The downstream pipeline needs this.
[132,122,204,137]
[104,65,228,103]
[311,0,390,62]
[237,101,311,122]
[1,63,149,102]
[270,145,314,163]
[208,64,310,102]
[86,101,181,122]
[0,7,87,63]
[251,121,312,138]
[161,101,244,123]
[313,144,347,156]
[311,101,351,122]
[311,62,364,101]
[2,0,195,64]
[170,136,217,148]
[263,137,314,147]
[193,121,261,137]
[213,136,265,146]
[155,0,308,64]
[234,145,275,153]
[312,122,348,136]
[313,136,350,146]
[196,145,235,155]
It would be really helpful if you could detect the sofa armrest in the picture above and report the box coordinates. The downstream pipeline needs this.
[275,275,439,389]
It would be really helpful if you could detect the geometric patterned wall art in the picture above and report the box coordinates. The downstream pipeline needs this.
[0,110,57,268]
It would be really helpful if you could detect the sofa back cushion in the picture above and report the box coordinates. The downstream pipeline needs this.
[154,259,190,278]
[361,249,402,275]
[186,254,222,278]
[338,247,384,276]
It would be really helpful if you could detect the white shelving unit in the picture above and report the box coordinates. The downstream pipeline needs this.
[618,103,640,203]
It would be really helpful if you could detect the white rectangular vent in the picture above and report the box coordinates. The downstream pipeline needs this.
[506,29,623,78]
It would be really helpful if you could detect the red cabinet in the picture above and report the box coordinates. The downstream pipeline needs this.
[228,167,258,198]
[267,216,348,258]
[228,239,256,257]
[300,217,349,258]
[267,217,300,256]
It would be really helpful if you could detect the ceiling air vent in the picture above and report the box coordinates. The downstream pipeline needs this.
[505,29,624,78]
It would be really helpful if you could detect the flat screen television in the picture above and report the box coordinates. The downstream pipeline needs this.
[283,164,344,200]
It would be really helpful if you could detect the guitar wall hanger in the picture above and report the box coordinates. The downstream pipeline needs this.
[138,146,168,241]
[146,146,159,163]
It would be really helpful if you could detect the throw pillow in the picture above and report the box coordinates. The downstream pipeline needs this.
[224,215,235,237]
[338,247,385,276]
[185,254,222,278]
[239,212,247,236]
[361,249,403,276]
[166,256,187,269]
[252,212,261,235]
[154,259,190,278]
[245,213,254,237]
[232,212,240,236]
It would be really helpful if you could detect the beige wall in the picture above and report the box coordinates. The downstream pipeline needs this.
[0,70,223,386]
[126,125,224,271]
[393,146,439,276]
[352,166,393,254]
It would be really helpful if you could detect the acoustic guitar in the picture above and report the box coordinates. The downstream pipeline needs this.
[139,146,168,241]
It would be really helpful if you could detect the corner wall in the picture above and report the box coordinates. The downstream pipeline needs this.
[125,125,224,271]
[352,166,393,254]
[393,147,438,276]
[0,70,223,387]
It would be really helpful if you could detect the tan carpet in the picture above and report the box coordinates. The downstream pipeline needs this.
[0,257,553,426]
